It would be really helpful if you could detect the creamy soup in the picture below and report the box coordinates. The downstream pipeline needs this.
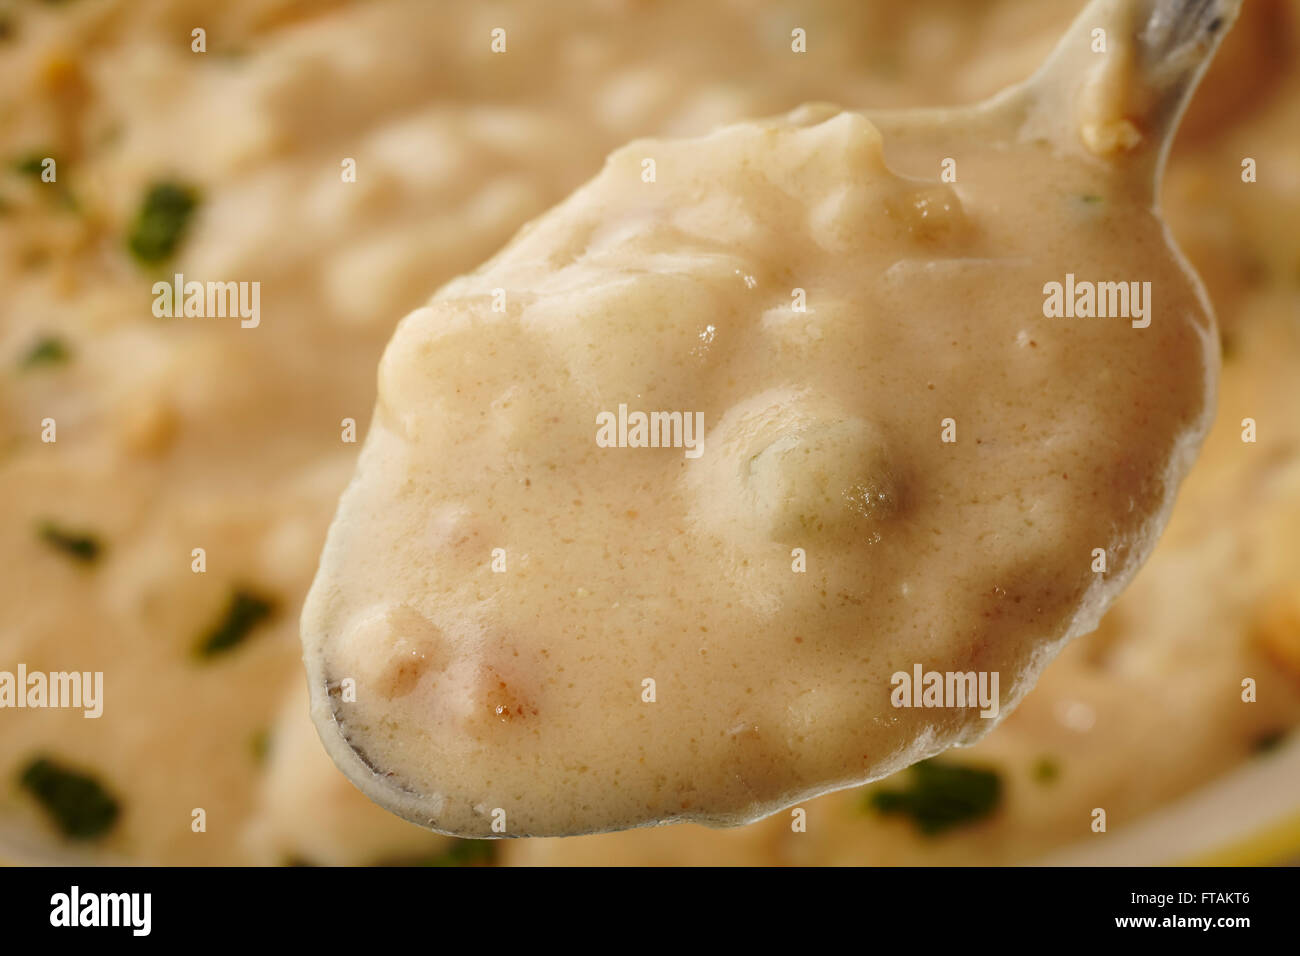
[2,0,1298,865]
[300,0,1223,837]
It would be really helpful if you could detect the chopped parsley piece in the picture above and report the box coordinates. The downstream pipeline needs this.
[13,153,52,179]
[1219,330,1238,362]
[1080,194,1104,204]
[250,728,271,764]
[19,334,71,369]
[867,759,1002,835]
[127,181,199,265]
[381,839,499,867]
[19,756,120,840]
[426,839,498,866]
[194,588,275,659]
[1031,756,1060,784]
[1253,729,1288,754]
[38,520,102,563]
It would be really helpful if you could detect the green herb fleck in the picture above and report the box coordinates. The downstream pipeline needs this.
[382,839,499,867]
[1219,330,1238,362]
[19,756,120,840]
[1031,756,1060,784]
[19,335,71,370]
[38,520,102,563]
[250,728,271,764]
[1080,194,1104,204]
[13,153,52,179]
[127,181,199,265]
[867,759,1002,835]
[1254,729,1288,754]
[426,839,497,866]
[195,588,275,659]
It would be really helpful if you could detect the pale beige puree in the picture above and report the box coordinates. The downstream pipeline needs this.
[301,0,1220,836]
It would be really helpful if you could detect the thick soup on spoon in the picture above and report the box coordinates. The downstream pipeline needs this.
[300,0,1232,837]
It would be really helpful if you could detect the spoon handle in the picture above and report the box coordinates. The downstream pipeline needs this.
[1132,0,1244,137]
[1008,0,1243,192]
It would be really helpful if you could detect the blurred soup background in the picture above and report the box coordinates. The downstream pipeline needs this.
[1,0,1299,865]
